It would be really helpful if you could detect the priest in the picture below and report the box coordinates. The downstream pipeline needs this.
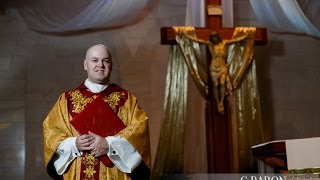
[43,44,151,180]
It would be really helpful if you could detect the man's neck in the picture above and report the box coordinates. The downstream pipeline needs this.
[84,79,109,93]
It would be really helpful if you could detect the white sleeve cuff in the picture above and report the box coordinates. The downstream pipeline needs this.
[106,136,142,173]
[53,137,81,175]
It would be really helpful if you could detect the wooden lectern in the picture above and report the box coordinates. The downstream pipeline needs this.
[252,141,288,174]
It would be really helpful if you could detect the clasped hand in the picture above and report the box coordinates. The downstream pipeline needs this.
[75,131,109,158]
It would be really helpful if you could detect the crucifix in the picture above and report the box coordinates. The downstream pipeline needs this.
[160,0,268,173]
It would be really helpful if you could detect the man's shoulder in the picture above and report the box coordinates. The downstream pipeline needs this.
[63,83,86,99]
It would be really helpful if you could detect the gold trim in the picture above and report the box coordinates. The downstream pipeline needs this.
[289,167,320,174]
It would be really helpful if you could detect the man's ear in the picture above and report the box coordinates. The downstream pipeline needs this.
[84,60,87,70]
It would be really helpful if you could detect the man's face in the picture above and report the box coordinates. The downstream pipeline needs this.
[84,45,112,84]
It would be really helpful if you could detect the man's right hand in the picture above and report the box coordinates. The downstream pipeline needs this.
[76,134,95,151]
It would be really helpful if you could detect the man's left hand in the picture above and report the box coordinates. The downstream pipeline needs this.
[88,131,109,158]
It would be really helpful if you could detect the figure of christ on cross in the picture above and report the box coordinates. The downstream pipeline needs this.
[176,29,251,113]
[160,0,267,173]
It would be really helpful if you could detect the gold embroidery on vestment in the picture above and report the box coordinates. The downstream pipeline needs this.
[69,90,98,113]
[83,153,98,180]
[103,92,125,112]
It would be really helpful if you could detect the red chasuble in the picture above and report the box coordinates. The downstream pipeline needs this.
[65,83,129,180]
[70,95,126,166]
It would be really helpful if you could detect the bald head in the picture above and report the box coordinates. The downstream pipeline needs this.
[85,44,112,60]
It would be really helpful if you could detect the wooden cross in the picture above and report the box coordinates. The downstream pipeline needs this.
[160,0,268,173]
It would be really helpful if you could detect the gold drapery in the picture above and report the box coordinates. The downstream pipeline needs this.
[227,28,265,172]
[152,45,188,177]
[173,26,208,99]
